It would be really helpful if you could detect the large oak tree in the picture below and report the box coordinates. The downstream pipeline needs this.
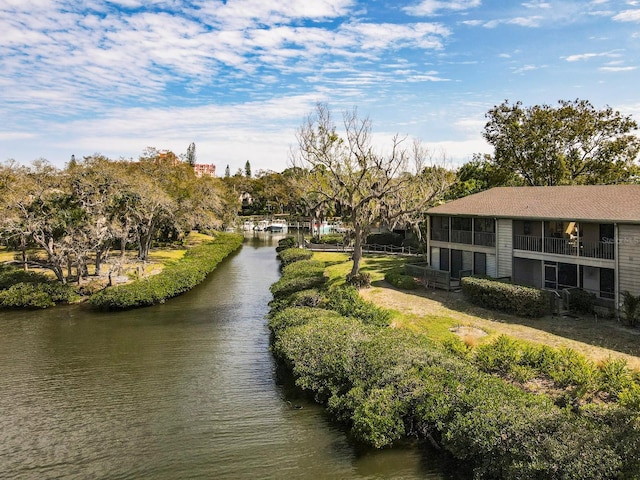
[293,103,451,277]
[483,99,640,186]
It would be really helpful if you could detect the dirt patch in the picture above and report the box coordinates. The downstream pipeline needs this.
[450,325,488,340]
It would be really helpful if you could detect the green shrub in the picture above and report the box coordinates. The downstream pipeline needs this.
[475,335,522,376]
[89,233,242,310]
[0,283,56,309]
[272,315,367,401]
[269,274,327,300]
[568,288,596,315]
[0,281,75,309]
[548,347,598,397]
[310,234,344,245]
[366,232,403,247]
[622,291,640,327]
[0,264,50,289]
[325,286,391,327]
[520,343,561,374]
[618,383,640,411]
[384,270,419,290]
[442,336,473,360]
[598,357,634,399]
[268,307,342,337]
[346,272,371,289]
[461,276,550,317]
[275,236,297,252]
[281,259,326,279]
[277,248,313,266]
[268,288,325,313]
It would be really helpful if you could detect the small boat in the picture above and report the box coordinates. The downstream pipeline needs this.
[253,220,269,231]
[267,220,288,233]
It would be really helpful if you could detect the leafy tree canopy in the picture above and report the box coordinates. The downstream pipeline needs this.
[482,99,640,186]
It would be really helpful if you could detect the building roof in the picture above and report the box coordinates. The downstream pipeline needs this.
[427,185,640,223]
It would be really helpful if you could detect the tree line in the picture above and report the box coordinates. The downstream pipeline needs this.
[0,149,237,284]
[2,98,638,284]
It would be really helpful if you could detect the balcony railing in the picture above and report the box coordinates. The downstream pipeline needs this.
[451,229,473,245]
[580,239,614,260]
[474,231,496,247]
[514,235,542,252]
[513,235,614,260]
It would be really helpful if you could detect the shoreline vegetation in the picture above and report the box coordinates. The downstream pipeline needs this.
[268,243,640,479]
[0,232,243,311]
[88,232,243,310]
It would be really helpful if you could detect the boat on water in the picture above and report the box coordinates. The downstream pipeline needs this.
[253,220,269,231]
[266,220,288,233]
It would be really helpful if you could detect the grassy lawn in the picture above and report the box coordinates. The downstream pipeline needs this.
[0,247,15,263]
[0,231,216,282]
[318,252,640,370]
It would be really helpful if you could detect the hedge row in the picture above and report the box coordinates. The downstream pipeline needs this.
[268,252,640,479]
[461,276,550,317]
[276,247,313,266]
[89,233,243,310]
[0,281,75,309]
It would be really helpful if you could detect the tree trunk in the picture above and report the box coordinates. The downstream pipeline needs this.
[350,223,363,277]
[52,264,66,284]
[20,235,28,271]
[95,249,103,276]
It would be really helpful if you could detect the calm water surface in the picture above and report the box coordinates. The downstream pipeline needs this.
[0,234,458,479]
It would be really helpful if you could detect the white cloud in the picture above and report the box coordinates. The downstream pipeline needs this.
[564,51,621,61]
[599,65,637,72]
[403,0,482,17]
[613,9,640,22]
[522,1,552,9]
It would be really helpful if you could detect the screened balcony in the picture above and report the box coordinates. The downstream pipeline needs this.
[430,216,495,247]
[513,220,614,260]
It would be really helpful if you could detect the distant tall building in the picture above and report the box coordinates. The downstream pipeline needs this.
[155,150,181,166]
[193,163,216,177]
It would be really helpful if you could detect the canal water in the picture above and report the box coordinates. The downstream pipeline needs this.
[0,234,457,479]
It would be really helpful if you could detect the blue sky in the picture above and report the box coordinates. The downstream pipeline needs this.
[1,0,639,174]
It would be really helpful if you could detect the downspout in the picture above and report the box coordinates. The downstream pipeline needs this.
[495,217,499,279]
[495,218,499,277]
[615,223,620,318]
[426,215,431,266]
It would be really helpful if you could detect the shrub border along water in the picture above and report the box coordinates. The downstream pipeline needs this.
[0,264,76,309]
[89,232,243,310]
[267,245,640,480]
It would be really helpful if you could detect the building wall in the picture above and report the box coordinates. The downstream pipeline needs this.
[618,224,640,297]
[487,254,497,277]
[194,163,216,177]
[497,219,513,278]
